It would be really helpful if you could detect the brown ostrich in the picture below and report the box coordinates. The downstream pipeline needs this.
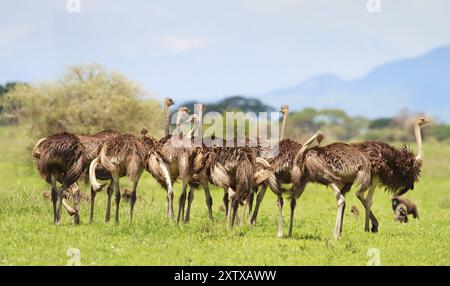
[90,131,151,224]
[249,104,302,237]
[291,131,372,239]
[32,132,87,225]
[196,137,273,227]
[77,129,119,223]
[351,117,428,231]
[158,105,199,223]
[180,103,217,223]
[90,126,175,224]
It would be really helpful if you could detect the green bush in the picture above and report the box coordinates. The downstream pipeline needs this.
[4,64,163,139]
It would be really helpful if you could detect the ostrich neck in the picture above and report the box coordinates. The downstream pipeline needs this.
[187,122,196,137]
[198,108,204,137]
[164,104,170,137]
[280,113,288,140]
[415,123,423,161]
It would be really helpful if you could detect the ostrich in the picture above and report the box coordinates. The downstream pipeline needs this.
[158,105,198,223]
[90,126,176,224]
[249,104,303,237]
[89,132,149,224]
[77,129,119,223]
[196,137,274,227]
[32,132,87,224]
[180,103,216,223]
[90,125,177,224]
[33,129,119,223]
[291,131,372,239]
[351,117,429,232]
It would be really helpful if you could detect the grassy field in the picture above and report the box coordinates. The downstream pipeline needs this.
[0,125,449,266]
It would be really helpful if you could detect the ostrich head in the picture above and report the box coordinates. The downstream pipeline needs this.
[279,105,289,115]
[417,117,429,127]
[140,127,148,136]
[316,131,324,145]
[164,97,175,107]
[187,114,199,123]
[176,106,191,126]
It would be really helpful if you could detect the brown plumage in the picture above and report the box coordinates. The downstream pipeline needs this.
[77,129,119,223]
[353,141,421,195]
[349,117,428,232]
[90,133,148,224]
[201,142,257,227]
[157,106,199,223]
[249,105,306,237]
[291,132,372,238]
[32,131,87,224]
[250,138,302,237]
[77,129,120,162]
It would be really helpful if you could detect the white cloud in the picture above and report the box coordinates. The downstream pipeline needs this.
[158,35,206,52]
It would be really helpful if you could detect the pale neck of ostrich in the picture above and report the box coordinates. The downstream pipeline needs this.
[280,111,288,140]
[176,111,186,129]
[298,132,322,155]
[164,103,170,137]
[415,123,424,161]
[187,121,197,137]
[198,107,204,137]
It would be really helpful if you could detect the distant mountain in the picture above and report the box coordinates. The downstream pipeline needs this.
[259,46,450,121]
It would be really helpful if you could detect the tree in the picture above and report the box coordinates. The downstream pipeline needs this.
[5,64,163,138]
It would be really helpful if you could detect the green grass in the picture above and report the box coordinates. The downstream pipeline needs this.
[0,125,449,265]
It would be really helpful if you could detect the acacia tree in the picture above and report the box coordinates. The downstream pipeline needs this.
[5,64,163,138]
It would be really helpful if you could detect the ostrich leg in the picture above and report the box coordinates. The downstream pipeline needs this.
[50,175,58,224]
[112,173,121,224]
[330,183,346,239]
[223,190,229,220]
[250,185,267,225]
[356,183,378,233]
[227,188,236,227]
[177,181,188,223]
[185,186,195,223]
[90,186,96,223]
[277,195,284,238]
[288,184,305,238]
[338,183,353,234]
[72,185,81,225]
[239,199,248,226]
[203,181,214,222]
[166,183,175,220]
[129,175,141,223]
[105,181,114,223]
[231,195,239,227]
[247,188,256,216]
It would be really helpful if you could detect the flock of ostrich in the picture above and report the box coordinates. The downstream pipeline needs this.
[32,98,427,238]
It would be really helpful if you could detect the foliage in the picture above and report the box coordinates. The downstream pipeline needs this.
[286,108,370,142]
[431,124,450,142]
[179,95,275,114]
[369,118,392,129]
[3,65,163,139]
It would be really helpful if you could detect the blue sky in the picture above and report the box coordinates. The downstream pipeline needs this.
[1,0,450,103]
